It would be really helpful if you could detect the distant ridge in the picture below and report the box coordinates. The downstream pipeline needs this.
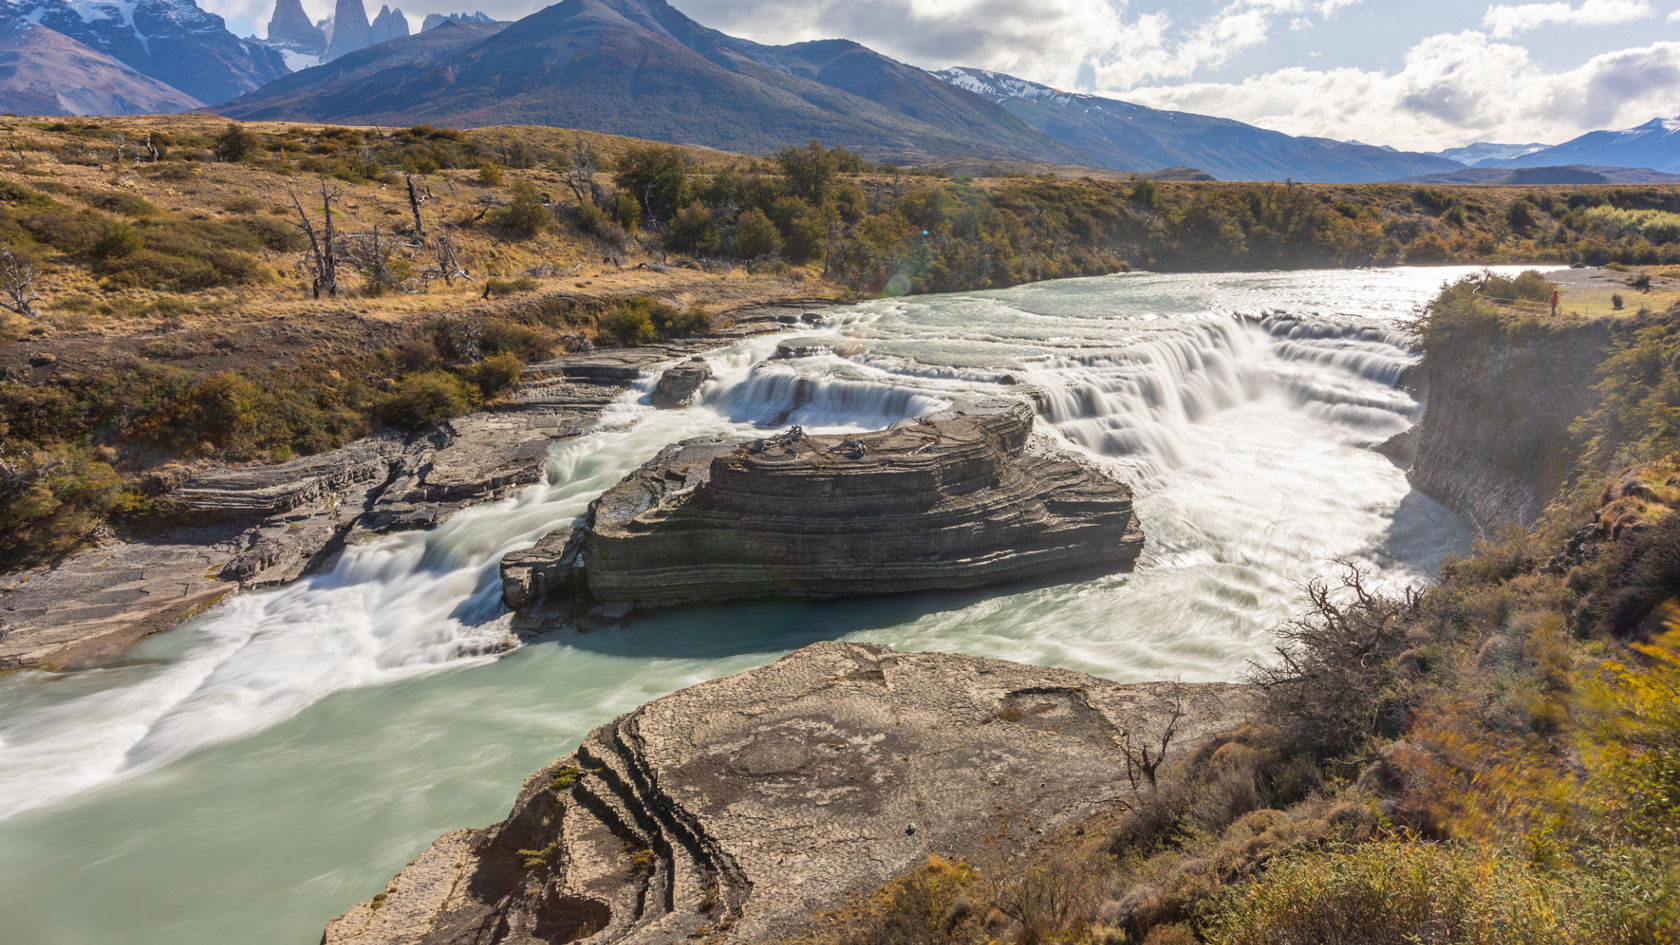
[1481,118,1680,174]
[932,67,1462,183]
[1396,165,1680,185]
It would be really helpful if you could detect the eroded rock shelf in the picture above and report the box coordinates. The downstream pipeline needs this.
[504,397,1145,614]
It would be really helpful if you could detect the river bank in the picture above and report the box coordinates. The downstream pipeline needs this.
[0,298,832,670]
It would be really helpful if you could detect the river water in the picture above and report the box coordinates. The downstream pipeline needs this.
[0,267,1492,944]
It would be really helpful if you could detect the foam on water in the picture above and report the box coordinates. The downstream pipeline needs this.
[0,266,1514,945]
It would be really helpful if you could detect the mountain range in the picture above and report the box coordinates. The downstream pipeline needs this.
[1476,118,1680,174]
[933,67,1463,183]
[217,0,1084,166]
[0,0,1674,184]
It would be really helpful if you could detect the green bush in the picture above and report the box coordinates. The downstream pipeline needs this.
[85,191,159,217]
[376,370,478,430]
[0,445,132,569]
[732,207,781,259]
[467,353,523,398]
[598,302,657,346]
[493,181,548,238]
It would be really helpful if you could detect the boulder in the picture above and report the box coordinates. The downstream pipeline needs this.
[500,526,584,611]
[508,397,1144,613]
[322,641,1253,945]
[648,357,712,408]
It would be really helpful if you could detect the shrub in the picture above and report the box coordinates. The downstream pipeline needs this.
[732,207,782,259]
[467,353,523,398]
[1249,564,1418,761]
[376,370,477,430]
[91,221,142,260]
[476,162,504,186]
[1204,841,1648,945]
[493,181,548,238]
[0,444,131,569]
[214,122,260,163]
[86,191,159,217]
[597,302,657,346]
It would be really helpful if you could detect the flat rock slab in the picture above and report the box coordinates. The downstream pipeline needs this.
[324,641,1253,945]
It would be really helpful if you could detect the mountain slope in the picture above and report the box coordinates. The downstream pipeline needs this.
[0,0,286,104]
[1436,141,1547,165]
[1484,117,1680,174]
[0,20,202,115]
[934,67,1464,182]
[217,0,1082,165]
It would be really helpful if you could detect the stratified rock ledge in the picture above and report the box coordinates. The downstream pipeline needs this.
[323,641,1252,945]
[504,397,1144,615]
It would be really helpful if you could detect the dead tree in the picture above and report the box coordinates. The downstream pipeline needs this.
[345,224,417,295]
[0,246,41,317]
[1120,681,1185,795]
[405,174,428,238]
[289,180,342,298]
[562,139,604,209]
[425,233,469,287]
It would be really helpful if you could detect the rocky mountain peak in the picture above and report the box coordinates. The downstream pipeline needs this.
[324,0,368,58]
[265,0,324,54]
[367,4,407,44]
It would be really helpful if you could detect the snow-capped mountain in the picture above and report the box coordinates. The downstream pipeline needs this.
[0,0,286,104]
[932,67,1460,182]
[1436,141,1549,166]
[1481,117,1680,174]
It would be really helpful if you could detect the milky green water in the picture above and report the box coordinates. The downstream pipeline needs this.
[0,267,1505,945]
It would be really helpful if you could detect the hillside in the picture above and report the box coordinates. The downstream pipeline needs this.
[0,20,203,116]
[215,0,1079,167]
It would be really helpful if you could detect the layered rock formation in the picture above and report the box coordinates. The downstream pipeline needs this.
[1410,311,1614,533]
[648,357,711,408]
[324,641,1252,945]
[505,397,1144,614]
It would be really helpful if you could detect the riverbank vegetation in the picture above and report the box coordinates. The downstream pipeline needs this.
[3,114,1680,571]
[802,287,1680,945]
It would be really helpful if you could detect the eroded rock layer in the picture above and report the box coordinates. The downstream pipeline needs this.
[324,641,1251,945]
[510,398,1143,612]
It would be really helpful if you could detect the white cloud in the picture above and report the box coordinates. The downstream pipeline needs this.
[677,0,1364,90]
[1481,0,1654,38]
[1118,34,1680,150]
[1669,8,1680,21]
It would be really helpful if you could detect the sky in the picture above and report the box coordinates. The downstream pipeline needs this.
[211,0,1680,152]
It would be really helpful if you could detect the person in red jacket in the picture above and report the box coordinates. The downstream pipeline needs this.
[1551,289,1560,316]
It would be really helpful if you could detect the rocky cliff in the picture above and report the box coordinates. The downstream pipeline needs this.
[324,641,1252,945]
[1409,310,1614,534]
[504,398,1144,614]
[265,0,325,55]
